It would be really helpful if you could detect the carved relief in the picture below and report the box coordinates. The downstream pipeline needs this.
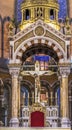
[35,26,45,36]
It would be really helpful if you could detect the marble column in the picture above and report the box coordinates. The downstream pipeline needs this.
[9,67,20,127]
[60,66,70,127]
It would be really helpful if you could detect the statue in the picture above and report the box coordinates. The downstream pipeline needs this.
[9,17,20,36]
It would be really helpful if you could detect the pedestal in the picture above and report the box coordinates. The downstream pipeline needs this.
[9,118,19,127]
[61,117,71,128]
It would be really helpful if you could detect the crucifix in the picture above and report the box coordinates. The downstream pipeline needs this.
[21,61,56,103]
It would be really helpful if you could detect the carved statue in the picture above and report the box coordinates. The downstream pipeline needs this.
[9,17,20,36]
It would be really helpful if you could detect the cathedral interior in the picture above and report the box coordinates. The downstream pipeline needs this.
[0,0,72,128]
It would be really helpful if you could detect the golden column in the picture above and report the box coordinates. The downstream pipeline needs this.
[9,66,20,127]
[60,66,70,127]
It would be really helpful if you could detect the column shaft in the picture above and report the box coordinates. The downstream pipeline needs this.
[12,75,18,118]
[18,79,21,117]
[61,75,68,118]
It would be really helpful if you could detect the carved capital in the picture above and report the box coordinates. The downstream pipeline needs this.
[9,67,20,78]
[59,66,70,77]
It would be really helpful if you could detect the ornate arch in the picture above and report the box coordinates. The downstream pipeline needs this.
[14,37,65,63]
[52,81,60,89]
[21,80,34,91]
[21,79,34,106]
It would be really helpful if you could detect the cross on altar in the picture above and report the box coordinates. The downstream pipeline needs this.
[20,61,56,103]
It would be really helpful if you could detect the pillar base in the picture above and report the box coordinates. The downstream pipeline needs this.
[61,117,71,128]
[9,118,19,127]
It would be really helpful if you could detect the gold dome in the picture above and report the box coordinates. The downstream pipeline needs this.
[21,0,59,7]
[20,0,59,30]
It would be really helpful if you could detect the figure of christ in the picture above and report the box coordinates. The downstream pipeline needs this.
[21,61,56,103]
[34,74,41,103]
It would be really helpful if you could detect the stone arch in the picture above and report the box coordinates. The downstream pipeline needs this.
[14,37,65,63]
[21,80,34,91]
[52,81,60,89]
[41,80,51,89]
[41,80,51,97]
[52,80,60,96]
[52,81,60,106]
[21,79,34,106]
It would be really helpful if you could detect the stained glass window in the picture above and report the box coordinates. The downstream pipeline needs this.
[16,0,67,22]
